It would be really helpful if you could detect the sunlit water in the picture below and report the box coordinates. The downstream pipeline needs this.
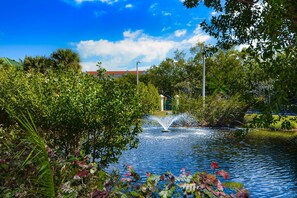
[108,127,297,197]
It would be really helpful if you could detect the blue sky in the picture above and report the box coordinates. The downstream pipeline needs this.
[0,0,216,71]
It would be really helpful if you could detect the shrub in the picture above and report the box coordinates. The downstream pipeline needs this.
[0,67,142,167]
[177,94,247,127]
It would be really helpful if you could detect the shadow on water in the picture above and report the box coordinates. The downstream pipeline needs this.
[109,127,297,197]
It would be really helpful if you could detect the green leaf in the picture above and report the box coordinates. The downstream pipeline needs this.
[223,181,244,190]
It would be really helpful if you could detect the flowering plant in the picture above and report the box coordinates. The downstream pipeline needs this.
[59,155,248,198]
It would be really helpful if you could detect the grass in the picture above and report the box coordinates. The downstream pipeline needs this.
[245,114,297,130]
[247,129,297,140]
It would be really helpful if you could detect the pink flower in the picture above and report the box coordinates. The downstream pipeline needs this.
[216,170,230,180]
[127,165,133,171]
[186,172,191,176]
[181,167,185,172]
[217,180,224,191]
[121,178,132,182]
[125,172,132,176]
[146,172,151,177]
[210,161,219,170]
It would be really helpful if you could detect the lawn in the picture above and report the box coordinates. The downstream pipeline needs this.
[245,114,297,130]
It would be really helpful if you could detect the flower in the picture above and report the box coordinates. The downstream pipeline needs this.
[216,170,230,180]
[210,161,219,170]
[121,178,132,182]
[125,172,132,176]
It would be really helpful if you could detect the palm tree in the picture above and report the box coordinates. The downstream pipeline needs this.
[50,49,82,72]
[23,56,52,73]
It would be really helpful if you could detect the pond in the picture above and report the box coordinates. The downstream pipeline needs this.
[109,127,297,197]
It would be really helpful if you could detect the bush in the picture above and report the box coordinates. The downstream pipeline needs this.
[0,67,142,167]
[177,94,247,127]
[138,82,160,114]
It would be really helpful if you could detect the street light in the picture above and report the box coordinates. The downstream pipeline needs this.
[202,45,210,107]
[136,61,141,85]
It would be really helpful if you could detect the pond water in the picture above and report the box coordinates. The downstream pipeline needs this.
[109,127,297,197]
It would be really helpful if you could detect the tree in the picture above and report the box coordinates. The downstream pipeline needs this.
[183,0,296,52]
[23,56,53,73]
[184,0,297,120]
[142,50,190,97]
[50,49,82,72]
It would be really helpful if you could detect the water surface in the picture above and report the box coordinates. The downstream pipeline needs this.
[109,127,297,197]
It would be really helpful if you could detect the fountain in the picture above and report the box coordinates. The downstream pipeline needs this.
[147,114,186,132]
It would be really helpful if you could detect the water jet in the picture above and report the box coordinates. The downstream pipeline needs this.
[147,114,185,131]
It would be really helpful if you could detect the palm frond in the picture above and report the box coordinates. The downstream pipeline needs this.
[16,112,55,198]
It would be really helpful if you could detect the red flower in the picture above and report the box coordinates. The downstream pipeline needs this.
[216,170,230,180]
[210,161,219,170]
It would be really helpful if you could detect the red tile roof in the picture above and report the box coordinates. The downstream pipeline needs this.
[87,70,145,76]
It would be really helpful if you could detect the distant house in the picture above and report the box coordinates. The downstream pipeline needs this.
[87,70,146,78]
[0,57,23,68]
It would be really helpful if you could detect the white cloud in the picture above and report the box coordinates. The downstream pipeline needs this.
[184,26,211,45]
[174,29,187,37]
[77,27,211,71]
[149,3,159,16]
[161,27,171,32]
[125,4,133,8]
[162,11,172,16]
[123,30,142,39]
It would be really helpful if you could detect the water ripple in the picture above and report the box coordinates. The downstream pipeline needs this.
[109,128,297,197]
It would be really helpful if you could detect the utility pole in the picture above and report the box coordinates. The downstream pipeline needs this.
[136,61,141,86]
[202,46,206,107]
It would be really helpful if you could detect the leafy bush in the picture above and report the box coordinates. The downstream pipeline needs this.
[177,94,247,127]
[0,66,142,167]
[57,159,248,198]
[138,82,160,114]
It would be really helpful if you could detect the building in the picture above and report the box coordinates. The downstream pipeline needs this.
[87,70,146,78]
[0,57,23,68]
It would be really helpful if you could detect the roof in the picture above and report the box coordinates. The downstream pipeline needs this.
[0,57,23,68]
[87,70,145,76]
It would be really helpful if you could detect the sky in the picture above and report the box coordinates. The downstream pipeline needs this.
[0,0,217,71]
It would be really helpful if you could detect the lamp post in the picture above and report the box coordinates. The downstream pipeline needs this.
[136,61,141,85]
[202,45,210,107]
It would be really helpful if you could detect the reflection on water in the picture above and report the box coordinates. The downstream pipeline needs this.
[109,127,297,197]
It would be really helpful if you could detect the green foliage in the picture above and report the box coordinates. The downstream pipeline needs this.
[17,113,55,197]
[0,66,142,167]
[178,94,247,126]
[50,48,82,72]
[138,82,160,114]
[142,51,191,97]
[115,73,160,115]
[182,0,297,126]
[21,48,82,74]
[183,0,296,52]
[23,55,53,73]
[249,114,277,129]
